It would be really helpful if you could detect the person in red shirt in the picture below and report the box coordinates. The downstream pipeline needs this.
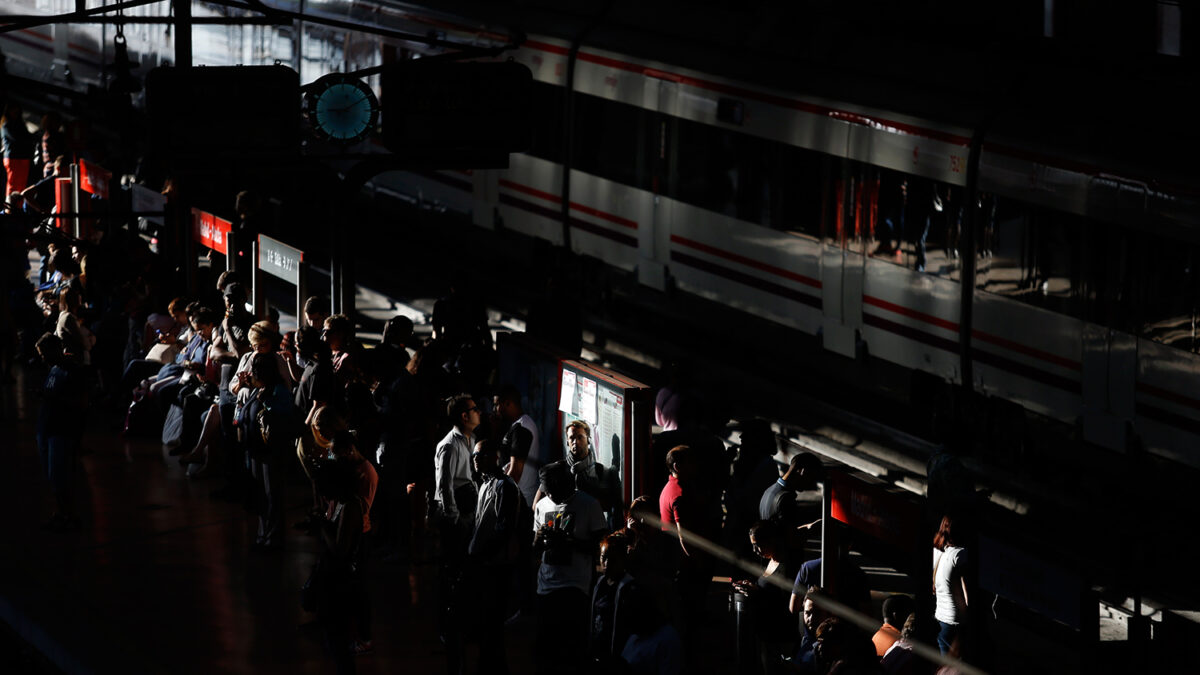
[657,444,720,669]
[658,445,690,542]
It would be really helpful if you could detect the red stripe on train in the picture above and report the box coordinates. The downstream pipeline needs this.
[498,178,637,230]
[863,295,958,333]
[669,235,821,289]
[863,294,1083,372]
[1137,382,1200,413]
[970,330,1081,372]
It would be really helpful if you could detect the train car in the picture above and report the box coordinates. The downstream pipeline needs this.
[368,10,1200,471]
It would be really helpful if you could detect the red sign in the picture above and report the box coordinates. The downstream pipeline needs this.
[192,209,232,254]
[211,216,232,255]
[829,470,923,553]
[54,178,72,229]
[78,159,111,199]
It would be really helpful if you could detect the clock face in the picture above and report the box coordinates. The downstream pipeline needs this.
[308,76,378,143]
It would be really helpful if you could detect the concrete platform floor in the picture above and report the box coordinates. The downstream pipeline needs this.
[0,361,543,675]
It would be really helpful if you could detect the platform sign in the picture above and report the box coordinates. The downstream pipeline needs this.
[54,178,72,229]
[78,159,111,199]
[132,184,166,226]
[211,216,232,255]
[192,209,231,254]
[979,535,1085,630]
[258,234,303,285]
[828,470,923,553]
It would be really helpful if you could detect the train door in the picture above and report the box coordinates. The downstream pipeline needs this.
[821,158,869,358]
[472,169,498,230]
[638,77,676,291]
[1081,202,1139,452]
[1082,326,1137,450]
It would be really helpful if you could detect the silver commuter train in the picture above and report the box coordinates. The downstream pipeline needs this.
[377,16,1200,470]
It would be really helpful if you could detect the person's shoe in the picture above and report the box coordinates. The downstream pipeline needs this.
[352,640,374,656]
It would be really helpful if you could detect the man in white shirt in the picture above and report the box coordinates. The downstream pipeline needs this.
[494,384,542,508]
[433,393,482,648]
[532,461,608,675]
[435,393,481,533]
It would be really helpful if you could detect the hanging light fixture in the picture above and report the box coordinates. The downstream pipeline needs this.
[109,25,142,94]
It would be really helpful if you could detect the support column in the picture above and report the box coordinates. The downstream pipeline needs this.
[174,0,191,68]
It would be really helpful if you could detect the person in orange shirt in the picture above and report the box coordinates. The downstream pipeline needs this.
[873,594,916,657]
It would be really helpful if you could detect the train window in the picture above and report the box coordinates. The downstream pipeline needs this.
[869,171,910,263]
[1077,220,1132,332]
[865,173,966,276]
[1131,234,1200,352]
[976,200,1085,319]
[671,119,823,238]
[672,119,767,224]
[526,81,565,164]
[769,144,824,239]
[571,92,654,192]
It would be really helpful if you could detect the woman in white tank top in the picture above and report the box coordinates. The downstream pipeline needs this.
[932,515,968,656]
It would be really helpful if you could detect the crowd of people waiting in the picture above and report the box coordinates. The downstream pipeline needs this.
[1,98,975,675]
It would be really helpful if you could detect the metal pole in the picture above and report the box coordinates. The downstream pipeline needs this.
[296,261,308,333]
[251,238,262,317]
[820,480,831,588]
[329,252,338,316]
[293,0,304,75]
[173,0,191,68]
[225,231,236,273]
[69,163,80,238]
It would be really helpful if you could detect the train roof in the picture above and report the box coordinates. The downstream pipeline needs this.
[386,0,1198,190]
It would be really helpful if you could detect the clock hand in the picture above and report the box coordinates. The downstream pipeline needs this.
[329,95,370,113]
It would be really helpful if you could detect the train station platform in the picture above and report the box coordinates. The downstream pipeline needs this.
[0,361,501,674]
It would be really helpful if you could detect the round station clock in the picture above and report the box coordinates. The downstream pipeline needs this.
[305,74,379,143]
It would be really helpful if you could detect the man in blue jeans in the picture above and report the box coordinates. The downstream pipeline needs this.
[36,332,87,531]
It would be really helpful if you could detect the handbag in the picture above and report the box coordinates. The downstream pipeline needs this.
[146,342,181,364]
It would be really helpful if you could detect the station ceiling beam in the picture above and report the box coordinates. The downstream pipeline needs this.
[0,0,160,33]
[2,0,521,59]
